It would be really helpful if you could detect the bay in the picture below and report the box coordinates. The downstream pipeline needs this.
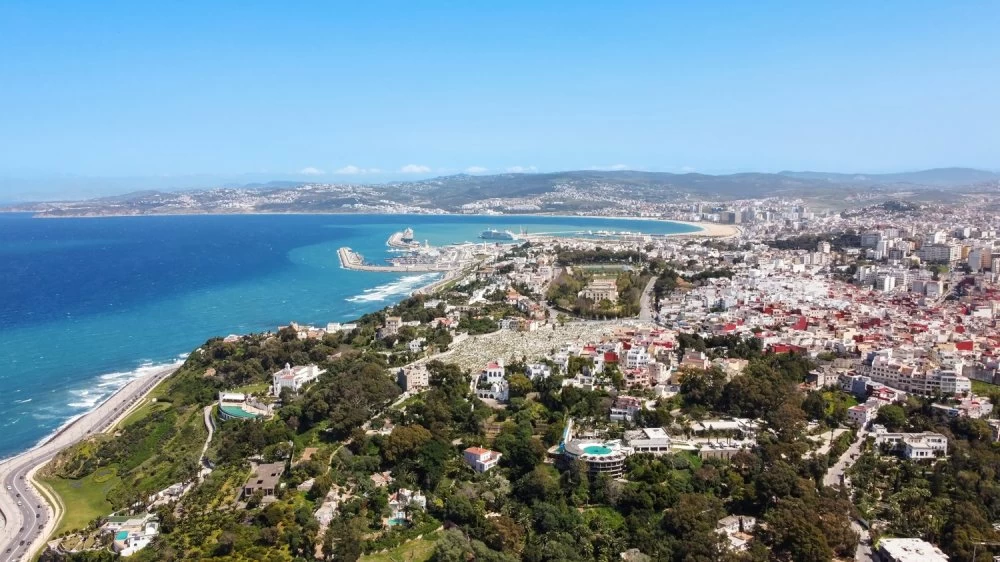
[0,213,696,458]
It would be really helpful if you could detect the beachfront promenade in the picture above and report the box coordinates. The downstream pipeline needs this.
[0,365,178,562]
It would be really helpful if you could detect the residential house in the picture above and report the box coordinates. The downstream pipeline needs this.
[610,396,644,422]
[462,447,503,473]
[397,365,430,393]
[242,461,285,500]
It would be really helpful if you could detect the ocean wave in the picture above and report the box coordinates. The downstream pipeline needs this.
[346,273,441,303]
[13,398,32,404]
[66,360,182,411]
[15,358,185,453]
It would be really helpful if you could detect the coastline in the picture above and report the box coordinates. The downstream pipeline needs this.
[0,364,180,560]
[0,211,726,557]
[662,220,740,238]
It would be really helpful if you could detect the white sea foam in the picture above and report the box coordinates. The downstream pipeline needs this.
[346,273,441,303]
[69,360,183,408]
[13,398,32,404]
[7,358,187,454]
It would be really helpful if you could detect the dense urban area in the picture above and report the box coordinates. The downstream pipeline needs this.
[21,188,1000,562]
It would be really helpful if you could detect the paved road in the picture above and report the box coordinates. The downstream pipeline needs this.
[638,276,657,324]
[198,406,216,483]
[852,519,874,562]
[821,429,873,562]
[823,429,866,488]
[0,366,177,561]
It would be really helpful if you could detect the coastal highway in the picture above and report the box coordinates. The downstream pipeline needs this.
[0,365,178,561]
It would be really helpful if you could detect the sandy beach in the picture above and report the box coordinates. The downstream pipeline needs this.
[662,220,741,238]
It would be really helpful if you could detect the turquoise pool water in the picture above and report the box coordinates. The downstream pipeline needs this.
[583,445,613,455]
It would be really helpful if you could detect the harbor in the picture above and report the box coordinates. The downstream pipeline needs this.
[338,244,486,273]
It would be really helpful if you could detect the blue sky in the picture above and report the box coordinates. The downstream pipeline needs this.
[1,1,998,199]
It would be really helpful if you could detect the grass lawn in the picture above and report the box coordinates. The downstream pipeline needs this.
[822,390,858,416]
[119,400,172,428]
[360,533,440,562]
[233,382,270,395]
[41,469,121,535]
[972,379,998,395]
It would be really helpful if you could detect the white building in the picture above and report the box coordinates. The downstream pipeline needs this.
[847,399,880,428]
[481,360,505,383]
[526,363,552,380]
[874,430,948,460]
[397,365,430,392]
[610,396,644,422]
[106,514,159,557]
[462,447,503,473]
[625,347,650,370]
[917,243,960,263]
[876,538,949,562]
[272,363,325,396]
[623,427,674,455]
[387,488,427,523]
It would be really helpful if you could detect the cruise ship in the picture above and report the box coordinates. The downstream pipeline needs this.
[387,227,420,249]
[479,228,519,241]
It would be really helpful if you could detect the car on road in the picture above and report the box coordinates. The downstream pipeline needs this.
[16,501,21,506]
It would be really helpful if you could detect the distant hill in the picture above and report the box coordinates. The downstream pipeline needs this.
[3,167,997,217]
[779,167,1000,187]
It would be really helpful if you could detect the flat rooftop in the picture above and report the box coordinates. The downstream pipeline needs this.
[642,427,670,439]
[878,538,949,562]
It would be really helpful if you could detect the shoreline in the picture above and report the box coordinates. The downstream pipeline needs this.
[0,364,180,559]
[0,211,728,556]
[6,209,717,227]
[9,209,740,240]
[662,220,740,238]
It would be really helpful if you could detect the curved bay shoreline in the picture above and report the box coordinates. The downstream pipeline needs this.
[0,212,735,558]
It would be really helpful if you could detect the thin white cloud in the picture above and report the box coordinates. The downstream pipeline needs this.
[465,166,489,174]
[400,164,431,174]
[334,165,382,175]
[505,165,537,173]
[298,166,325,175]
[586,164,632,171]
[680,166,696,172]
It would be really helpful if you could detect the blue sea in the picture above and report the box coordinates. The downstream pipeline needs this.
[0,213,696,458]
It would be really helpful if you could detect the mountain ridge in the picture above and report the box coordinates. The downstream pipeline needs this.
[3,167,997,216]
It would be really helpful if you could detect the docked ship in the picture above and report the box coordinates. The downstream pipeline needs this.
[479,228,519,241]
[387,227,421,249]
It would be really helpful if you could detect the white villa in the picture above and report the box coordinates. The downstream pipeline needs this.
[105,514,159,557]
[272,363,325,396]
